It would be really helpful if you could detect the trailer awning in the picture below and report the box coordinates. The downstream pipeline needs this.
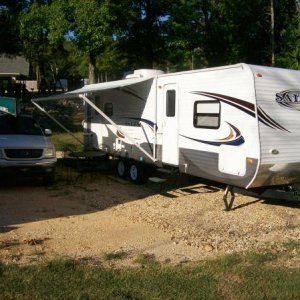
[31,75,158,162]
[33,77,154,102]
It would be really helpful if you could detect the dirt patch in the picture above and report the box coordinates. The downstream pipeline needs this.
[0,165,299,267]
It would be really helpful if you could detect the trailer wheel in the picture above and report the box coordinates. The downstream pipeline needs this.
[116,159,128,178]
[129,162,144,183]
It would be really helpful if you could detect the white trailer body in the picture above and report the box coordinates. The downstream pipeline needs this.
[33,64,300,189]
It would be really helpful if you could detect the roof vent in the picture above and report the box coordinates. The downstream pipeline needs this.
[125,69,164,79]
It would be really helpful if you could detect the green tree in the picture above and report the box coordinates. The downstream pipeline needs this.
[18,2,50,86]
[19,0,125,85]
[96,42,128,81]
[0,0,28,54]
[166,0,208,71]
[168,0,272,68]
[19,1,73,89]
[166,0,300,70]
[276,2,300,68]
[7,0,300,87]
[119,0,173,70]
[209,0,271,65]
[57,0,117,83]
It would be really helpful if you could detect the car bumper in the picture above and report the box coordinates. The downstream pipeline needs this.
[0,158,57,174]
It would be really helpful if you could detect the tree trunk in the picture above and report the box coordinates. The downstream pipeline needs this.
[88,53,96,84]
[36,63,47,93]
[270,0,275,66]
[36,64,41,90]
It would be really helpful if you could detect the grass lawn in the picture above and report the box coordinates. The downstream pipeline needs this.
[0,250,299,300]
[50,132,84,152]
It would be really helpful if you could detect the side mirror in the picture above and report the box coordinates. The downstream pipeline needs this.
[44,129,52,136]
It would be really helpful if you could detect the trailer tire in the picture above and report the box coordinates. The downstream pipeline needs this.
[129,162,144,183]
[116,159,128,178]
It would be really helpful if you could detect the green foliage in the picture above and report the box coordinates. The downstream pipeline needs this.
[2,0,300,82]
[46,259,77,272]
[118,0,174,69]
[0,0,27,54]
[276,7,300,69]
[0,252,299,299]
[103,250,129,261]
[67,0,114,53]
[18,3,50,64]
[134,253,160,267]
[168,0,272,67]
[166,0,208,69]
[18,2,67,88]
[209,0,271,65]
[96,43,128,80]
[54,0,119,83]
[49,132,84,152]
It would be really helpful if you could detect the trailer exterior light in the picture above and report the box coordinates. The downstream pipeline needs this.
[246,158,253,164]
[256,73,263,77]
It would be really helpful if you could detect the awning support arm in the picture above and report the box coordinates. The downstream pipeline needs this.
[31,100,84,146]
[79,94,156,162]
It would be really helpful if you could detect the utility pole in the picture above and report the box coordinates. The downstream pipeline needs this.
[271,0,275,66]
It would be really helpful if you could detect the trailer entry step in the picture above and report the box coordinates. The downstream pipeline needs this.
[148,177,167,183]
[148,177,167,191]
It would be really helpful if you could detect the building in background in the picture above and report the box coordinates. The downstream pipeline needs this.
[0,55,34,99]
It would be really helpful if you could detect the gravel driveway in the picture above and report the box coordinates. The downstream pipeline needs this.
[0,165,299,267]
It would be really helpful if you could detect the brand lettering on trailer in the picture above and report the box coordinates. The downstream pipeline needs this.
[275,90,300,110]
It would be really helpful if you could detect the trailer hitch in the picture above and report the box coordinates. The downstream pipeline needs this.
[223,185,235,211]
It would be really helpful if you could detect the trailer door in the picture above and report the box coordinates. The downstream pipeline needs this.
[162,84,179,165]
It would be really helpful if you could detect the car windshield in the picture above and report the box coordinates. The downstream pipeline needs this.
[0,114,43,135]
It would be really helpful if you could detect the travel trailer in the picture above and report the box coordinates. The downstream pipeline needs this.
[33,63,300,207]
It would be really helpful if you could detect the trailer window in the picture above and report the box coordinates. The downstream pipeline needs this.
[104,103,113,116]
[194,101,220,129]
[166,90,176,117]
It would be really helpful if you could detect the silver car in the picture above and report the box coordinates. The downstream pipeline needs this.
[0,113,57,184]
